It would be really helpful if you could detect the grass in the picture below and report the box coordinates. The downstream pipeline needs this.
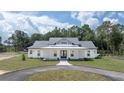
[0,52,21,57]
[0,55,58,71]
[0,52,124,74]
[70,56,124,72]
[26,70,111,81]
[112,56,124,60]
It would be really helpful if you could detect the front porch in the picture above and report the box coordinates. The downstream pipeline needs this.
[43,48,86,60]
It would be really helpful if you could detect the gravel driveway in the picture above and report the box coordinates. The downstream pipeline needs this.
[0,65,124,81]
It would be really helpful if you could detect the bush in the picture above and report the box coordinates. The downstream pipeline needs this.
[68,57,70,60]
[22,54,26,61]
[57,58,59,60]
[84,58,93,61]
[40,57,43,60]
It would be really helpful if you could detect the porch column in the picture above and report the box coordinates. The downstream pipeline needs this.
[57,49,60,59]
[68,49,70,59]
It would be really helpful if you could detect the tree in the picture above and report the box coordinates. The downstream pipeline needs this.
[0,36,2,44]
[0,37,6,52]
[9,30,30,51]
[110,24,124,55]
[96,21,124,55]
[3,38,12,52]
[119,33,124,55]
[80,24,95,41]
[96,24,107,51]
[67,26,80,37]
[95,21,112,55]
[31,33,43,44]
[3,21,124,55]
[51,27,63,37]
[61,28,68,37]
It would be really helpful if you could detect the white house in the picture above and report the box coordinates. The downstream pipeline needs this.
[28,37,98,60]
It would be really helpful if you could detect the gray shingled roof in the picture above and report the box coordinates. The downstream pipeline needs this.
[28,37,96,48]
[28,41,49,48]
[79,41,96,48]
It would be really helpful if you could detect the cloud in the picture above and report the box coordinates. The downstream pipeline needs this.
[0,12,73,41]
[94,11,106,17]
[30,16,71,28]
[0,13,4,20]
[85,18,99,28]
[118,12,124,18]
[71,12,78,19]
[107,12,116,17]
[71,11,99,28]
[103,17,119,24]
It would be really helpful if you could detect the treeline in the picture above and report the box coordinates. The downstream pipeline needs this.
[0,21,124,55]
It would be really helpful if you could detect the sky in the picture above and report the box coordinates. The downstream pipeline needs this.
[0,11,124,41]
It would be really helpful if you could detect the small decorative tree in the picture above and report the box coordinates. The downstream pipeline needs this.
[22,54,26,61]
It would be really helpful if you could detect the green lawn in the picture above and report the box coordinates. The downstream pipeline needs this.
[70,56,124,72]
[0,55,58,71]
[26,70,111,81]
[0,54,124,74]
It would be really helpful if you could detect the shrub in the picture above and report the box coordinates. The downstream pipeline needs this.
[68,57,70,60]
[22,54,26,61]
[84,58,93,61]
[40,57,43,60]
[57,58,59,60]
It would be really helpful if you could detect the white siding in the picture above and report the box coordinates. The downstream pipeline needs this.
[40,50,43,58]
[85,49,97,58]
[69,50,80,59]
[78,50,85,59]
[28,48,98,59]
[28,49,43,58]
[43,49,58,60]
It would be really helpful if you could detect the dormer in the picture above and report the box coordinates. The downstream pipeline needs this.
[49,37,79,45]
[56,39,72,45]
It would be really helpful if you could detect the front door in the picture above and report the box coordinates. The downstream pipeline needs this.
[60,50,67,59]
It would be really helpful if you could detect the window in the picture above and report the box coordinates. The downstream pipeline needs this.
[54,43,56,45]
[30,50,32,54]
[54,51,57,57]
[37,50,40,56]
[70,51,74,57]
[87,51,90,56]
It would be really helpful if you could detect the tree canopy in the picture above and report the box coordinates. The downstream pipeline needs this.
[2,21,124,55]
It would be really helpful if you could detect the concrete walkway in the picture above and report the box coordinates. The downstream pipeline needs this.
[0,70,10,75]
[56,60,72,65]
[0,65,124,81]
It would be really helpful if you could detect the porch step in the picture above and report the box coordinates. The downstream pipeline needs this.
[56,60,72,66]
